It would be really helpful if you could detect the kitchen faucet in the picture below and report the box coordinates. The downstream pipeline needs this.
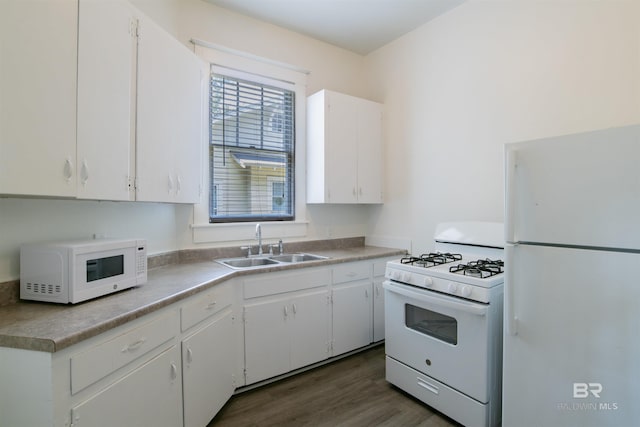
[255,223,263,255]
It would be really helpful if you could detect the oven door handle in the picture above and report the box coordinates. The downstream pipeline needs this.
[383,281,487,316]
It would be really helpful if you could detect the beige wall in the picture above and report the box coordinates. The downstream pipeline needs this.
[364,0,640,254]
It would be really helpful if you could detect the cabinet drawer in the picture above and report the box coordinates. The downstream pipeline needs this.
[333,262,370,284]
[71,311,177,394]
[181,283,232,332]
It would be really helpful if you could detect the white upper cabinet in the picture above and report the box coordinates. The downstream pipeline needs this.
[136,14,204,203]
[0,0,78,197]
[1,0,203,203]
[77,0,136,201]
[306,90,383,204]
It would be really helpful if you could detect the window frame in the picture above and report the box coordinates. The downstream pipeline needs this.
[191,43,309,245]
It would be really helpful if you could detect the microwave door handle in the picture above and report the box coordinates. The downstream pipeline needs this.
[383,281,487,316]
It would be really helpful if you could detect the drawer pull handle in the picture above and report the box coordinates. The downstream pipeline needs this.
[121,338,146,353]
[417,378,439,395]
[346,272,357,277]
[187,348,193,364]
[206,301,217,310]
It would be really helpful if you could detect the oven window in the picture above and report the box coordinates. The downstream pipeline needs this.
[86,255,124,283]
[405,304,457,345]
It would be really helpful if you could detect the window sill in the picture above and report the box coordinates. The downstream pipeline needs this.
[191,221,308,244]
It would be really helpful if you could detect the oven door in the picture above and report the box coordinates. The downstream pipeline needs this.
[384,280,492,403]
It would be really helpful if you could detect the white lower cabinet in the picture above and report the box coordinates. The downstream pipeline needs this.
[244,289,330,385]
[180,281,236,427]
[243,268,331,385]
[182,309,235,427]
[331,262,373,355]
[71,345,182,426]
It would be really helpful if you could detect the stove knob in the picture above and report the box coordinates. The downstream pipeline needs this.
[460,285,472,298]
[390,271,400,281]
[402,272,412,283]
[422,276,433,287]
[447,282,458,293]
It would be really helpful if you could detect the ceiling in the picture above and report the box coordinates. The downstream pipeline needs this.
[205,0,466,55]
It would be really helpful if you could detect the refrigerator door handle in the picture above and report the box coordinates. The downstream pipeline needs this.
[505,148,517,242]
[505,244,518,336]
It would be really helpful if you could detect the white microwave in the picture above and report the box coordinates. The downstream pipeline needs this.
[20,238,147,304]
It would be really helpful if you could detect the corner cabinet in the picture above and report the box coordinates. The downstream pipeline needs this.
[135,12,204,203]
[306,90,383,204]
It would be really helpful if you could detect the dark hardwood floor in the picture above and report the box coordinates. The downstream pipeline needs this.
[208,344,460,427]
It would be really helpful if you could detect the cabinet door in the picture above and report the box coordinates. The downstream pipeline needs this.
[76,0,136,201]
[70,345,181,427]
[356,99,383,203]
[332,281,373,355]
[244,296,290,384]
[325,92,358,203]
[136,15,202,203]
[182,309,235,427]
[0,0,77,197]
[289,290,331,371]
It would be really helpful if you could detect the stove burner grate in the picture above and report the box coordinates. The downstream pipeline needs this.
[401,252,462,268]
[449,259,504,278]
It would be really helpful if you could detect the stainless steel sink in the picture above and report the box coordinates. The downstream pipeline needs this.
[269,253,328,263]
[217,253,328,269]
[219,257,279,269]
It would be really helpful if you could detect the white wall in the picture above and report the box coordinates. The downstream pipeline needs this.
[364,0,640,254]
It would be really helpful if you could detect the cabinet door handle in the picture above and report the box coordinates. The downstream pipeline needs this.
[206,301,217,310]
[365,289,369,298]
[176,174,182,194]
[168,174,174,194]
[63,158,74,182]
[284,305,288,317]
[375,286,380,297]
[186,348,193,364]
[352,187,357,196]
[170,363,178,380]
[80,160,89,185]
[292,303,297,314]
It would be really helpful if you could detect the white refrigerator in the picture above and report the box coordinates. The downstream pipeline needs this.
[503,124,640,427]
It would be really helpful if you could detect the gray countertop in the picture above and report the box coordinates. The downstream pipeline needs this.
[0,245,404,353]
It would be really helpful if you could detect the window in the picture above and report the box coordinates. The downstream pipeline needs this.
[209,72,295,223]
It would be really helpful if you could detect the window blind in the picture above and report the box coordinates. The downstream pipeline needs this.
[209,72,295,222]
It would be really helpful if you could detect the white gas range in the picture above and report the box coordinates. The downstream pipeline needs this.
[384,222,504,427]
